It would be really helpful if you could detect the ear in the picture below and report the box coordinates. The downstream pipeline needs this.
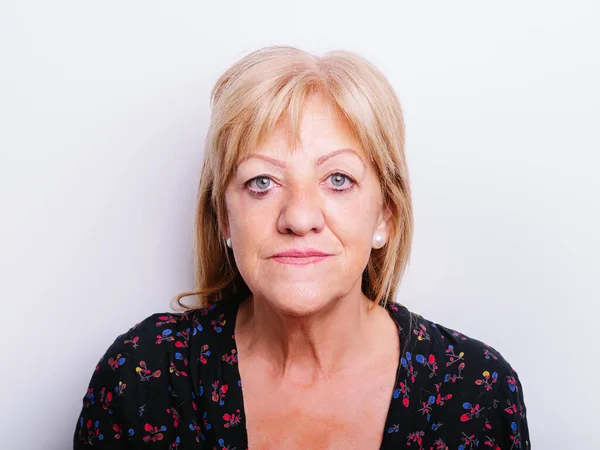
[375,205,392,238]
[221,213,230,241]
[223,226,230,241]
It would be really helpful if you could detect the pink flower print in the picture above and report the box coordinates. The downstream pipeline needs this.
[81,418,103,444]
[124,336,139,348]
[507,375,518,393]
[114,381,127,396]
[189,412,211,442]
[107,353,126,371]
[136,361,161,381]
[218,438,236,450]
[451,330,468,341]
[142,423,166,443]
[222,349,238,365]
[112,423,124,439]
[444,346,465,383]
[211,381,229,406]
[198,303,217,316]
[413,323,431,342]
[211,313,226,333]
[432,439,449,450]
[156,329,175,345]
[483,346,499,361]
[406,430,425,449]
[483,431,500,449]
[458,432,479,449]
[459,402,482,422]
[223,409,241,428]
[474,371,498,391]
[198,344,211,364]
[166,407,181,428]
[416,353,438,378]
[433,383,453,406]
[168,436,181,449]
[173,352,189,367]
[509,421,523,448]
[169,361,188,377]
[444,345,465,368]
[393,380,411,407]
[401,352,419,383]
[99,386,114,413]
[156,315,178,326]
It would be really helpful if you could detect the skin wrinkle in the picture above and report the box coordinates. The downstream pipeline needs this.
[237,275,368,382]
[225,92,392,378]
[236,147,367,171]
[224,92,400,449]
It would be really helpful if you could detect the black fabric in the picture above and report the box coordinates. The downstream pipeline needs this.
[74,295,530,449]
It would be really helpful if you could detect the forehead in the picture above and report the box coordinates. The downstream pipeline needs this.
[241,94,367,162]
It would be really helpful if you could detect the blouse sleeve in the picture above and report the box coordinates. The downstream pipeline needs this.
[73,335,137,449]
[483,366,531,449]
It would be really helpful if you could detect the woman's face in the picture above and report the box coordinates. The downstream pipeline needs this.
[224,94,390,316]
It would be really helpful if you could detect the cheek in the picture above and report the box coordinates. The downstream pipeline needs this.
[226,192,268,232]
[226,193,274,261]
[324,194,379,248]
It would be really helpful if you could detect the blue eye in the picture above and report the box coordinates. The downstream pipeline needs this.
[328,173,356,192]
[253,177,271,190]
[330,173,348,188]
[244,172,355,197]
[243,177,273,197]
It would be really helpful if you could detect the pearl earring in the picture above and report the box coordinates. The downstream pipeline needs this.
[373,233,385,248]
[226,237,232,248]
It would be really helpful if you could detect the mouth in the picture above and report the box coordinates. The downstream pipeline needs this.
[270,248,333,266]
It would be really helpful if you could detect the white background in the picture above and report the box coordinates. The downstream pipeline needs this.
[1,1,599,448]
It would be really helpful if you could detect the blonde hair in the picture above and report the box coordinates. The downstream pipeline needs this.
[174,45,413,311]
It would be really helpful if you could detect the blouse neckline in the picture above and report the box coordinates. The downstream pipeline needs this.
[217,295,413,449]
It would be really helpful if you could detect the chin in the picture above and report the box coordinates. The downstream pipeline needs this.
[260,284,342,318]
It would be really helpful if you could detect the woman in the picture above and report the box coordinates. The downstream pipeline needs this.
[74,45,530,449]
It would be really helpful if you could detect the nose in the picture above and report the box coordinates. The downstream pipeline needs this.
[276,183,325,237]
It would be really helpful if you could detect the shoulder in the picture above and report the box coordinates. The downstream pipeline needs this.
[74,299,240,448]
[83,312,189,391]
[390,303,520,381]
[389,303,527,412]
[102,301,236,361]
[105,311,188,356]
[386,303,530,446]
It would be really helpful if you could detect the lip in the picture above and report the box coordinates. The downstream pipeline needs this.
[271,248,332,258]
[270,248,333,266]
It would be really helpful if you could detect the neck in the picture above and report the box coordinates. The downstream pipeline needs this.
[235,292,384,384]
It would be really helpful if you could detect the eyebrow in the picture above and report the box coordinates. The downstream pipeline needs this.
[236,148,366,169]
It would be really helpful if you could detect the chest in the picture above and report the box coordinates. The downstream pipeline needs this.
[240,369,396,450]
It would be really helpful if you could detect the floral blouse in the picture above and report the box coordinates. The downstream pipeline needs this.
[74,295,530,449]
